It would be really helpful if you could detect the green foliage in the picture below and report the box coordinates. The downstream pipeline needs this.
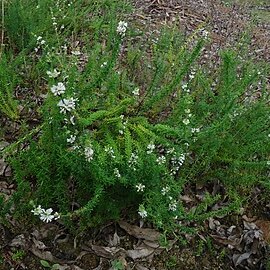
[0,54,19,119]
[11,249,25,262]
[111,259,125,270]
[40,260,60,270]
[1,0,269,237]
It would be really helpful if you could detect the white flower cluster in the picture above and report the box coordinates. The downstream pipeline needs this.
[156,155,166,165]
[51,15,58,30]
[47,69,60,78]
[183,109,192,125]
[117,21,128,37]
[105,146,116,159]
[57,97,77,114]
[136,183,145,192]
[34,35,46,53]
[132,87,140,97]
[138,204,147,218]
[31,205,60,223]
[182,82,190,93]
[119,115,128,135]
[161,186,170,195]
[168,198,177,212]
[189,69,196,80]
[128,153,138,170]
[146,143,155,154]
[170,154,186,175]
[67,134,76,144]
[114,168,121,178]
[84,146,94,162]
[47,71,78,126]
[191,127,200,134]
[51,82,66,96]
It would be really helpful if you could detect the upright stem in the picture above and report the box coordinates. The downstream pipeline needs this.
[0,0,4,59]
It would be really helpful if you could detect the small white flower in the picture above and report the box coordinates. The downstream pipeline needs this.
[161,186,170,195]
[136,183,145,192]
[105,146,116,159]
[191,127,200,133]
[31,205,44,216]
[47,69,60,78]
[132,87,140,96]
[37,36,43,41]
[169,200,177,211]
[267,161,270,166]
[71,50,81,56]
[138,205,147,218]
[119,130,124,135]
[147,143,155,154]
[40,40,46,45]
[171,154,185,167]
[62,44,68,51]
[101,62,107,68]
[54,212,60,220]
[71,145,80,151]
[85,147,94,162]
[114,168,121,178]
[182,83,188,89]
[128,153,139,169]
[51,82,66,96]
[57,97,77,113]
[183,119,190,125]
[117,21,128,37]
[70,115,75,125]
[185,109,191,114]
[67,134,76,144]
[156,155,166,165]
[39,208,55,223]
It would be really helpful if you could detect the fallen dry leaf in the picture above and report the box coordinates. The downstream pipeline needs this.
[255,220,270,243]
[242,215,257,222]
[243,221,257,230]
[118,221,160,241]
[179,195,194,203]
[211,234,242,248]
[127,247,154,260]
[233,252,252,266]
[84,243,126,259]
[108,231,121,247]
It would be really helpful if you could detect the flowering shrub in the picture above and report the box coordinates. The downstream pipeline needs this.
[1,0,269,234]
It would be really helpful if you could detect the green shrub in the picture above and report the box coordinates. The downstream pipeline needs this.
[1,0,269,234]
